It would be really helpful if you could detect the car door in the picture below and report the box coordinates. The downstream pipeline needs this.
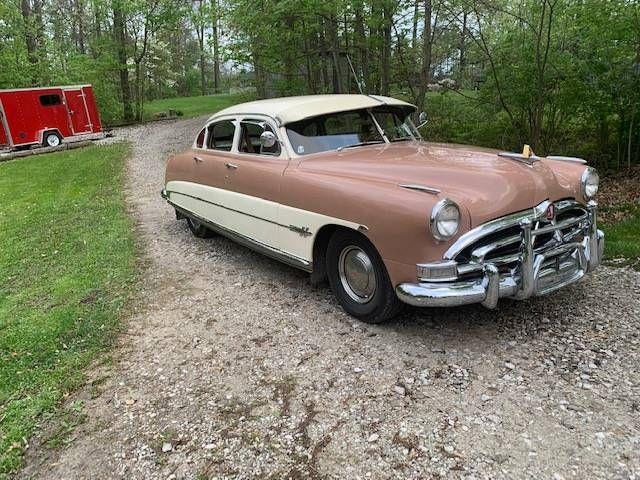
[167,119,237,229]
[221,117,288,249]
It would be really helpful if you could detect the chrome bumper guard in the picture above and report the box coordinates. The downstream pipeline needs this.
[397,200,605,308]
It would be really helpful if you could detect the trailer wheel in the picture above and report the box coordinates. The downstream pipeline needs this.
[43,131,62,147]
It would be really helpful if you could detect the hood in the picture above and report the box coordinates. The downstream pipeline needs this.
[298,141,574,226]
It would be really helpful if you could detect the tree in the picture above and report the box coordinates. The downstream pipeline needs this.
[112,0,133,121]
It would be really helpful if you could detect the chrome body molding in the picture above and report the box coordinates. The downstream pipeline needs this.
[398,184,441,195]
[546,155,587,164]
[288,225,312,237]
[497,151,540,165]
[396,199,604,308]
[169,202,313,272]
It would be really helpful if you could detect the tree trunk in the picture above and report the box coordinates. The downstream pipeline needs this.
[134,60,142,121]
[113,0,133,122]
[380,3,392,96]
[253,46,267,98]
[458,9,467,85]
[412,0,419,50]
[319,18,331,92]
[21,0,39,71]
[302,19,316,93]
[211,0,220,93]
[328,13,343,94]
[415,0,433,112]
[74,0,86,53]
[196,0,206,96]
[354,1,369,92]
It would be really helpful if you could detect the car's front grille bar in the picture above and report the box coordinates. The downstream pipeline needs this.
[443,199,585,261]
[398,200,604,309]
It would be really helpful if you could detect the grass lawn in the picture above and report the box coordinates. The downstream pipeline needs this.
[602,206,640,264]
[0,144,136,475]
[143,92,247,120]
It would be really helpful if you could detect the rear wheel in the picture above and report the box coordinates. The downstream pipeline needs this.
[326,230,402,323]
[186,216,214,238]
[43,131,62,147]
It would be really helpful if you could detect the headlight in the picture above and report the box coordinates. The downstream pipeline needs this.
[430,199,460,241]
[581,167,599,200]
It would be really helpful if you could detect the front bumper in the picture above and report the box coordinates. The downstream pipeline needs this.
[397,200,605,308]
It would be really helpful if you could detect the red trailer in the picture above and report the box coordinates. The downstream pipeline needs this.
[0,84,103,150]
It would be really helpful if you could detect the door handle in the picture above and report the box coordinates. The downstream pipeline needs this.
[225,162,238,169]
[193,156,203,163]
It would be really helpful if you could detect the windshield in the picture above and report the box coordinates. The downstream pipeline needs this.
[286,109,384,155]
[286,107,419,155]
[373,108,421,142]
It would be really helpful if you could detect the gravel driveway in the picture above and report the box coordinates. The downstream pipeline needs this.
[19,117,640,480]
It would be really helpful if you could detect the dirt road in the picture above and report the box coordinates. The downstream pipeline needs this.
[19,117,640,479]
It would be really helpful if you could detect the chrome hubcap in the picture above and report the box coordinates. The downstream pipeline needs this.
[46,135,60,146]
[338,246,376,304]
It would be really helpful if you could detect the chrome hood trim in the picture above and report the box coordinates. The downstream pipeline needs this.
[546,155,587,164]
[497,151,541,165]
[398,184,440,195]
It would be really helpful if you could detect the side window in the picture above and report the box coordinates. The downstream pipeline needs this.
[195,128,205,148]
[239,119,280,156]
[206,120,235,151]
[40,94,61,107]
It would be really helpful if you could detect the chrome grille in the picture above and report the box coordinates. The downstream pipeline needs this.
[448,200,589,277]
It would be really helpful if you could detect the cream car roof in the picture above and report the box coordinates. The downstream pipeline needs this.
[207,94,416,125]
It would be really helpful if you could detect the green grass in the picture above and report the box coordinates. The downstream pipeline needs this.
[602,205,640,264]
[0,144,136,475]
[143,92,248,120]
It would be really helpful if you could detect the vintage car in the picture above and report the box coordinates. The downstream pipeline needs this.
[162,94,604,323]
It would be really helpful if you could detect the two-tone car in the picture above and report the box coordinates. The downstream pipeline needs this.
[162,94,603,323]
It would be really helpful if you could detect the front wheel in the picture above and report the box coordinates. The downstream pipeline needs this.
[326,230,402,323]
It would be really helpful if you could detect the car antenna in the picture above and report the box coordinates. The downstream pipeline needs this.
[346,54,364,94]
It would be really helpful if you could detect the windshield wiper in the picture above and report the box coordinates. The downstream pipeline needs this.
[337,140,384,151]
[390,137,413,142]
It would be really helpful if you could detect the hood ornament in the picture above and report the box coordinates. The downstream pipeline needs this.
[498,144,540,165]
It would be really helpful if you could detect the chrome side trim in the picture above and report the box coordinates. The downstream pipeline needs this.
[546,155,587,164]
[166,189,309,234]
[399,184,441,195]
[170,202,313,272]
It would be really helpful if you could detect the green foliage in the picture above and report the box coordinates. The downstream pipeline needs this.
[0,144,136,474]
[1,0,637,169]
[602,205,640,263]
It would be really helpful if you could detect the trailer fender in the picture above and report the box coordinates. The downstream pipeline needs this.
[40,129,63,147]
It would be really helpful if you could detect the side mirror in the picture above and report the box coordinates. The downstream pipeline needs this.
[260,131,277,149]
[417,111,428,128]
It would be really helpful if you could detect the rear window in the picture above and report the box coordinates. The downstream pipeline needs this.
[40,94,61,107]
[207,120,235,151]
